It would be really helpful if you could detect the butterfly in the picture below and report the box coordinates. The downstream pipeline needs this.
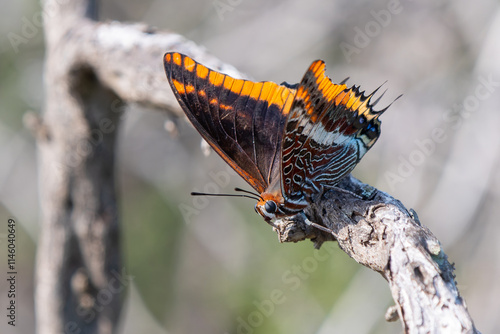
[164,52,391,225]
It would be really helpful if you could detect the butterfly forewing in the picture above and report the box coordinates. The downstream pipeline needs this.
[164,52,296,193]
[164,53,392,222]
[281,60,385,200]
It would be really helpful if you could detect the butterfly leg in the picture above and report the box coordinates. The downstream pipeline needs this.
[309,183,364,205]
[329,186,363,199]
[328,179,379,200]
[301,213,335,235]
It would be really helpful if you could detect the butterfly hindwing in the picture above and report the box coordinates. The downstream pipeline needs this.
[281,60,385,199]
[164,52,296,193]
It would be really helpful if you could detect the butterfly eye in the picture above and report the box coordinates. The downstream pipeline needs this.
[264,201,277,214]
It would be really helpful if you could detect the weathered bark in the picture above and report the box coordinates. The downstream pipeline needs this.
[33,0,479,333]
[274,176,479,333]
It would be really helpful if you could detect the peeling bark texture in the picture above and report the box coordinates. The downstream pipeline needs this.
[35,0,479,333]
[274,175,480,334]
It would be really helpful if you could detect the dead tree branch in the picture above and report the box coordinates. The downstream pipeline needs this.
[35,0,478,333]
[274,175,479,333]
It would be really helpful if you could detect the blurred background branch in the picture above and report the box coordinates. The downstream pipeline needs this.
[36,0,248,333]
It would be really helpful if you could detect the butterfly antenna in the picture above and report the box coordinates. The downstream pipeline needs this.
[191,192,261,201]
[234,187,263,201]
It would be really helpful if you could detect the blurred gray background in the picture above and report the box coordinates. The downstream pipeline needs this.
[1,0,499,333]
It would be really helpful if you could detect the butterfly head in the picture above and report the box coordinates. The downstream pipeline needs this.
[254,193,283,221]
[254,192,308,221]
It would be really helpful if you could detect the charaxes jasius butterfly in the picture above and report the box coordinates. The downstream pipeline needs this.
[164,52,391,230]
